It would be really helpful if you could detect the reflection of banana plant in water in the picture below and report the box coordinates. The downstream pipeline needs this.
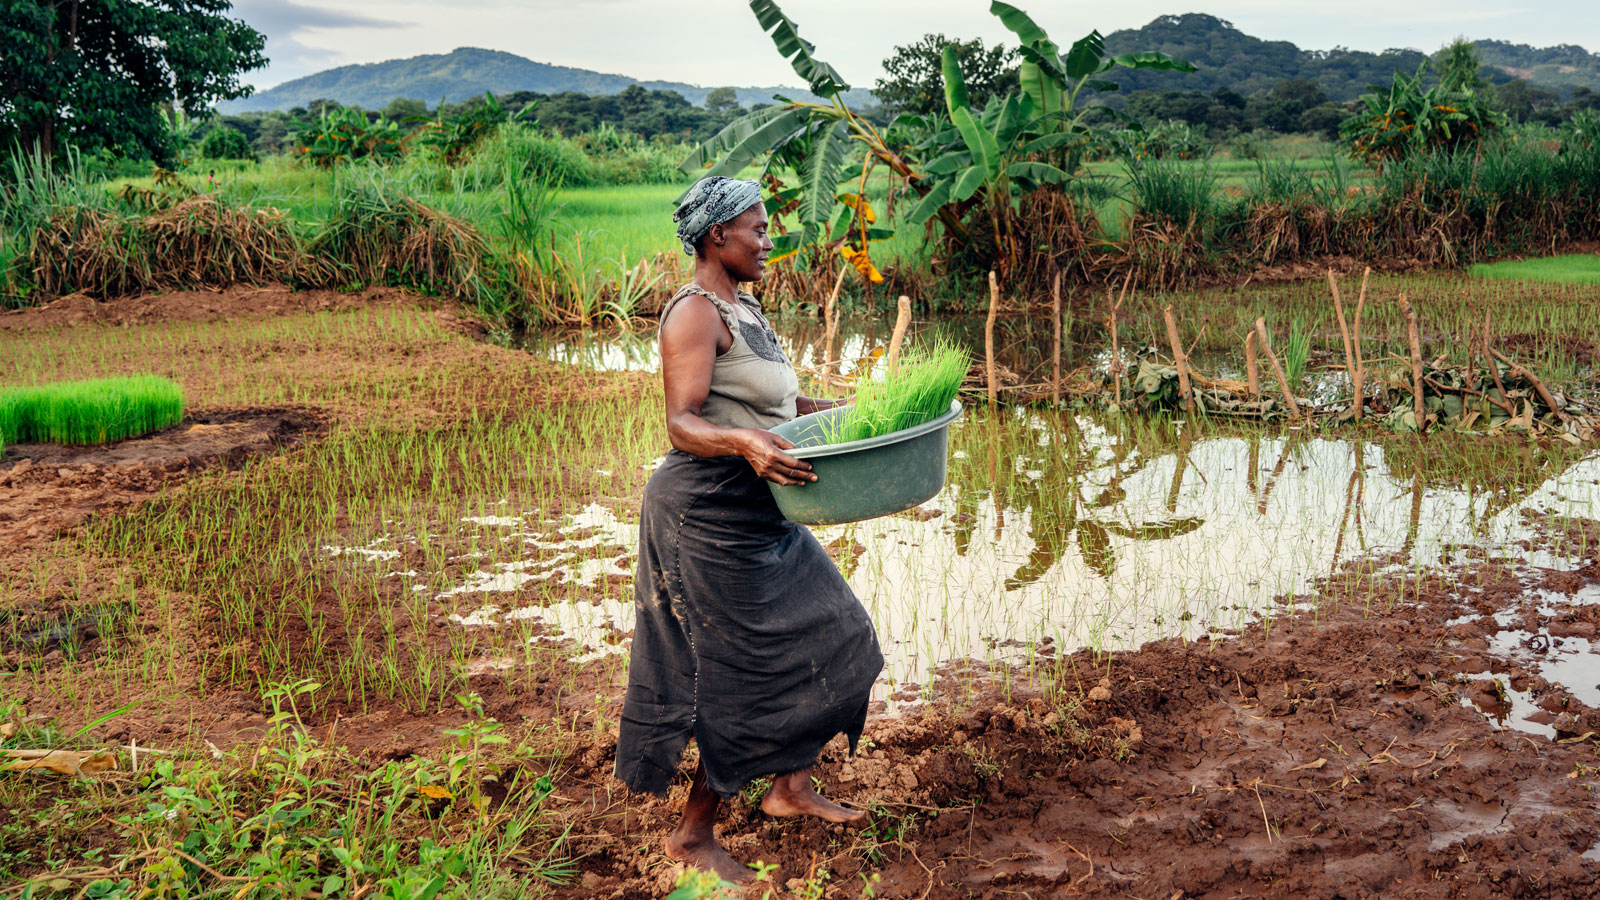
[946,413,1201,587]
[1005,450,1201,589]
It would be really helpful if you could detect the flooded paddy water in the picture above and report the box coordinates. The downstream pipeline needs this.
[463,318,1600,728]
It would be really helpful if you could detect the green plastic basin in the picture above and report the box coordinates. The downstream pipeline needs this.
[766,400,962,526]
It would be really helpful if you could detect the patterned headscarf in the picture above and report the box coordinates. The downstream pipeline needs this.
[673,176,763,256]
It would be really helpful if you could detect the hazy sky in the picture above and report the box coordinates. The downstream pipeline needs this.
[232,0,1600,92]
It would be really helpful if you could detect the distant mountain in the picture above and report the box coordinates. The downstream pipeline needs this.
[1098,14,1600,100]
[219,24,1600,116]
[217,47,875,113]
[1474,39,1600,93]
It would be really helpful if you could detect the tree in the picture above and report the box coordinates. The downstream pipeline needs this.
[381,97,430,123]
[0,0,266,161]
[199,124,252,159]
[1496,79,1559,122]
[876,34,1017,115]
[1435,38,1494,95]
[704,87,739,112]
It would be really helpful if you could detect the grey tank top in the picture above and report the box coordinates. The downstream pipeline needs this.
[660,284,798,431]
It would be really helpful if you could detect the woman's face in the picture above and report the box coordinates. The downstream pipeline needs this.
[707,205,774,282]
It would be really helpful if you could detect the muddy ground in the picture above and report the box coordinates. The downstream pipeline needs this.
[525,542,1600,900]
[0,285,443,332]
[0,406,324,555]
[6,285,1600,898]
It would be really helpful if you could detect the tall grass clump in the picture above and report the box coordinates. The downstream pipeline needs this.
[1283,319,1310,386]
[1,145,108,305]
[312,167,502,308]
[1,375,184,445]
[825,342,967,444]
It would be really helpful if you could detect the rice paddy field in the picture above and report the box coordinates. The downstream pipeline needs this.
[9,158,1600,894]
[9,99,1600,896]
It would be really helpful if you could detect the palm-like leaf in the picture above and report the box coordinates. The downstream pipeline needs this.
[1062,31,1107,79]
[678,105,808,175]
[941,45,970,113]
[750,0,850,99]
[797,119,848,245]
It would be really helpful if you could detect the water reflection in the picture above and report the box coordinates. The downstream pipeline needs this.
[811,409,1600,693]
[517,322,1600,698]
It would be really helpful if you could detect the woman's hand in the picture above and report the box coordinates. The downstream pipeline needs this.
[736,429,816,486]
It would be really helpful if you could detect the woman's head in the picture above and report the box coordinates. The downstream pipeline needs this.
[674,176,772,282]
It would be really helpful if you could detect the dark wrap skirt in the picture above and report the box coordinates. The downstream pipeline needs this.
[615,450,883,798]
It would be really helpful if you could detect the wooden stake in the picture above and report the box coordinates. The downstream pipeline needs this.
[1244,330,1260,399]
[1253,318,1302,419]
[821,266,847,384]
[1490,347,1570,423]
[1162,304,1193,413]
[1352,267,1368,421]
[1330,269,1358,417]
[986,270,999,412]
[886,295,912,373]
[1108,272,1130,406]
[1396,293,1425,431]
[1051,269,1062,410]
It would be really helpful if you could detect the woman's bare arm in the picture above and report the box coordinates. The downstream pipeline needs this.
[795,395,848,415]
[661,297,816,485]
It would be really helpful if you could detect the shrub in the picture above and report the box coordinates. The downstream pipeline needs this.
[1341,62,1506,166]
[200,126,256,161]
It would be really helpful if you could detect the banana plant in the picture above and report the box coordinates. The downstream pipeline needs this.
[903,47,1072,281]
[989,1,1195,171]
[679,0,966,273]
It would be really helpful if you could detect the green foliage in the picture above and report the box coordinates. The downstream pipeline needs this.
[292,108,408,168]
[1,144,106,305]
[681,0,913,276]
[0,376,184,447]
[1128,120,1208,160]
[876,34,1018,116]
[990,0,1196,172]
[1340,62,1507,165]
[199,126,255,161]
[4,683,573,899]
[1283,320,1310,386]
[417,92,533,165]
[0,0,266,162]
[1434,38,1495,94]
[1468,254,1600,284]
[824,343,968,445]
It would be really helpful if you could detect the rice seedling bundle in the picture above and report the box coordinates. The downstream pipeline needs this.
[0,376,184,446]
[824,342,967,445]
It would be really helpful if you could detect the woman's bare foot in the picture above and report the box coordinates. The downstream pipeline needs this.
[760,769,867,825]
[665,827,753,883]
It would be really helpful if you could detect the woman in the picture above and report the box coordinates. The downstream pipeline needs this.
[614,177,884,882]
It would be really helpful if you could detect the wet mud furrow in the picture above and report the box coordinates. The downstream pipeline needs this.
[555,554,1600,899]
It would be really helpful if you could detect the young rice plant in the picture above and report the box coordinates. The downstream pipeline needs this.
[0,375,184,446]
[824,342,968,444]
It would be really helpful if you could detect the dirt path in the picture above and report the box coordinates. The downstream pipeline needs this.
[0,285,457,331]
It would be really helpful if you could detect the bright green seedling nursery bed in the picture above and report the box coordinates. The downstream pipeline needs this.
[768,344,968,525]
[0,376,185,452]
